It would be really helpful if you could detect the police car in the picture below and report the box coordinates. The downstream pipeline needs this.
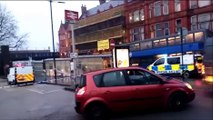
[147,54,204,78]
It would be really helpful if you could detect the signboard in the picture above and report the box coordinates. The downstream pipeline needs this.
[97,39,109,51]
[116,49,130,67]
[112,46,130,68]
[65,10,78,22]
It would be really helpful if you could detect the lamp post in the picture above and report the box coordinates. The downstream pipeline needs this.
[49,0,57,84]
[178,26,188,81]
[179,27,184,81]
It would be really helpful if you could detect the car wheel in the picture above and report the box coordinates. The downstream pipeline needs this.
[85,104,109,120]
[183,71,190,79]
[168,93,186,111]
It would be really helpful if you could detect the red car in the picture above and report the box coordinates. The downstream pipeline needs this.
[75,67,195,120]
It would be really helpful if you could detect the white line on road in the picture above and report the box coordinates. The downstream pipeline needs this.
[45,89,61,94]
[27,89,44,94]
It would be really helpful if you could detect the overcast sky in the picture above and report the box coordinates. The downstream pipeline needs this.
[0,1,99,51]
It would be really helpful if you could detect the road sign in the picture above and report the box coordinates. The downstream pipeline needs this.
[65,10,78,22]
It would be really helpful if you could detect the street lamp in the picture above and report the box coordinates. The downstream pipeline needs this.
[49,0,65,84]
[178,26,188,81]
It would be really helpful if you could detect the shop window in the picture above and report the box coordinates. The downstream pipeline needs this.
[168,37,175,45]
[194,32,204,42]
[185,33,194,43]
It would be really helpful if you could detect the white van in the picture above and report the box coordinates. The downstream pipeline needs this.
[147,54,204,78]
[7,66,35,85]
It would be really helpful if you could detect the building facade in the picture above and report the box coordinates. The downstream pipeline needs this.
[124,0,213,67]
[125,0,213,43]
[75,0,125,55]
[58,22,72,58]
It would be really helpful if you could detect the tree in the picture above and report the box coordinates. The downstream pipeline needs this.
[0,3,28,49]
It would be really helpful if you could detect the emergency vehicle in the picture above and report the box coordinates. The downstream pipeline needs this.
[147,54,204,78]
[7,61,35,85]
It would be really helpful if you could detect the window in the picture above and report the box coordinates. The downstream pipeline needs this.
[133,10,140,22]
[126,70,161,85]
[129,13,133,23]
[164,22,170,36]
[154,1,161,16]
[191,16,197,30]
[175,0,181,12]
[155,22,170,37]
[102,71,126,87]
[198,0,211,7]
[191,13,213,31]
[190,0,198,9]
[93,74,102,87]
[141,41,152,50]
[127,70,146,85]
[79,75,86,88]
[163,0,169,15]
[167,57,180,64]
[130,27,144,41]
[194,32,204,42]
[198,13,211,29]
[155,23,163,37]
[140,9,144,21]
[154,58,165,66]
[176,19,182,33]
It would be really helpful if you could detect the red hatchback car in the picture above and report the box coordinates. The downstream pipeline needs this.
[75,67,195,120]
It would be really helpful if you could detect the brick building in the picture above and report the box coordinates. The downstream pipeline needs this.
[58,22,72,58]
[124,0,213,67]
[124,0,213,42]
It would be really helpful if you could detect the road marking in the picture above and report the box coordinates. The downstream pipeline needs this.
[45,89,61,94]
[27,88,62,94]
[27,89,44,94]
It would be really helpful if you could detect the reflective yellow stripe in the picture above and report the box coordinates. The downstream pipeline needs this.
[171,64,180,71]
[16,73,34,82]
[148,65,152,71]
[158,65,165,71]
[188,65,194,71]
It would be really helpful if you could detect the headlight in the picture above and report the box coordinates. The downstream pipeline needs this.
[184,83,193,90]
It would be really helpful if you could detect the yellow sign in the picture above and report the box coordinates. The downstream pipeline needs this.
[97,40,109,51]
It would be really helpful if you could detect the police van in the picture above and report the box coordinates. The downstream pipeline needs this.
[147,54,204,78]
[7,61,35,85]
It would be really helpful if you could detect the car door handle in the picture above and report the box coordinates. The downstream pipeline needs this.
[104,91,111,94]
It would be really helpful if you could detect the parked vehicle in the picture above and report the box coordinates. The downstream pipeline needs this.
[147,54,204,78]
[7,66,35,85]
[75,67,195,120]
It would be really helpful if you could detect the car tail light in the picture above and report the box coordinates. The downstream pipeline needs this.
[77,87,85,95]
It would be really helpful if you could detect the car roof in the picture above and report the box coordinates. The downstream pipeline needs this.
[84,66,145,76]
